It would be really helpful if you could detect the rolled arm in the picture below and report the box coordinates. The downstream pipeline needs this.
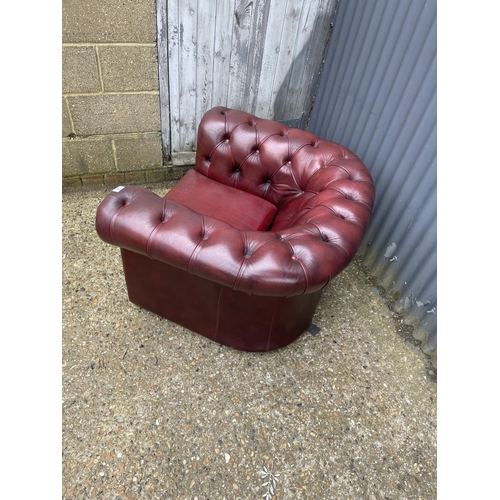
[95,186,363,297]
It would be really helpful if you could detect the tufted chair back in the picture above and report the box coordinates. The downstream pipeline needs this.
[195,106,375,236]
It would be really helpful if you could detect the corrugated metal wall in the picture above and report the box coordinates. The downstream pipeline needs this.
[308,0,437,364]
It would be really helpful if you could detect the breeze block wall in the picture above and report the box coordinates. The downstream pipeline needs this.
[62,0,167,188]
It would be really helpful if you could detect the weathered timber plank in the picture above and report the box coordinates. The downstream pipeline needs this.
[167,0,181,151]
[280,0,336,122]
[178,0,198,151]
[195,1,217,121]
[255,0,290,119]
[213,0,236,108]
[156,0,170,160]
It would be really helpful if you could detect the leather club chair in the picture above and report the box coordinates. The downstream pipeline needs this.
[95,106,375,351]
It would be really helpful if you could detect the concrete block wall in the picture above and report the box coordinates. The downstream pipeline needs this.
[62,0,174,188]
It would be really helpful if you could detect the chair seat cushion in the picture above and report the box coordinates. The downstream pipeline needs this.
[164,169,278,231]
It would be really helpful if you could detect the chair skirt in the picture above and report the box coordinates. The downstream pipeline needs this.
[120,248,321,351]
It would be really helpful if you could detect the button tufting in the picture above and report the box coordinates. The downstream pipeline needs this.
[95,106,376,323]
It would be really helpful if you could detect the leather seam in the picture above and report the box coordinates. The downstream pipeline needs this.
[187,214,206,274]
[308,222,350,257]
[233,231,248,290]
[145,199,169,258]
[281,238,308,295]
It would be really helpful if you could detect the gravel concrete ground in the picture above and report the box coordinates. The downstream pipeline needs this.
[62,181,437,500]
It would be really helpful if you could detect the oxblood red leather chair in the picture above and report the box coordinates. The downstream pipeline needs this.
[95,106,375,351]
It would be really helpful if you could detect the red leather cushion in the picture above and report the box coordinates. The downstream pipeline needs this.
[164,169,277,231]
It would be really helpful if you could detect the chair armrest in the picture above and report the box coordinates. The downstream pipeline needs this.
[96,186,361,297]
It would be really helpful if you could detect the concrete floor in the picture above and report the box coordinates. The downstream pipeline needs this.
[62,181,437,500]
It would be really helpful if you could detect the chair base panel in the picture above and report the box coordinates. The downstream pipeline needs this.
[120,249,321,351]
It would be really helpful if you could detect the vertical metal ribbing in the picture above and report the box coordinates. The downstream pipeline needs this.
[308,0,437,363]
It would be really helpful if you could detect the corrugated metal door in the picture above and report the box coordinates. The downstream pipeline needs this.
[156,0,339,157]
[308,0,437,363]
